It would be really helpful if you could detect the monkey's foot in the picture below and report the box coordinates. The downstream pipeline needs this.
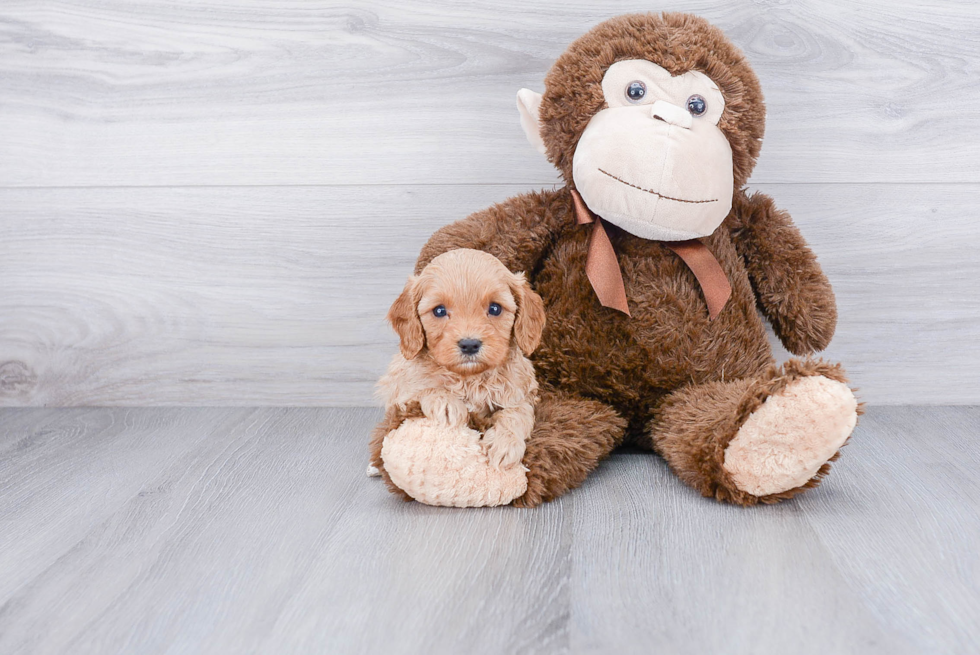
[723,375,858,497]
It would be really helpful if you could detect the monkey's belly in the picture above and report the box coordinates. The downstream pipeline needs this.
[530,234,773,414]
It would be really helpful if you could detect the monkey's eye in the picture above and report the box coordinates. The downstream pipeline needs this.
[488,302,502,316]
[625,81,646,103]
[687,94,707,116]
[432,305,447,318]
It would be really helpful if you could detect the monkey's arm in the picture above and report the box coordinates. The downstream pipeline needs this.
[730,190,837,355]
[416,189,571,275]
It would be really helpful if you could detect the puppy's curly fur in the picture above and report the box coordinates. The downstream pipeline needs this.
[370,249,546,498]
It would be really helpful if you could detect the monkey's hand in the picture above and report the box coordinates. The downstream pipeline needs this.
[418,391,469,427]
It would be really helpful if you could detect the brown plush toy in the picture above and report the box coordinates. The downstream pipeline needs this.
[411,12,860,508]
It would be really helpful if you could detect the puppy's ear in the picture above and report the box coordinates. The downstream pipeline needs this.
[510,273,546,356]
[388,276,425,360]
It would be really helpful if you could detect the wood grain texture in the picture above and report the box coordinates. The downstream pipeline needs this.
[1,0,979,186]
[2,1,978,406]
[1,406,978,654]
[2,183,977,407]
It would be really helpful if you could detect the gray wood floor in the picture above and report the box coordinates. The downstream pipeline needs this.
[1,407,978,654]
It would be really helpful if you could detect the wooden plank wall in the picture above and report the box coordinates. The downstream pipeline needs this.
[1,0,978,406]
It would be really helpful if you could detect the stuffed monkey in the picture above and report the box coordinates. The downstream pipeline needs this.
[415,12,860,507]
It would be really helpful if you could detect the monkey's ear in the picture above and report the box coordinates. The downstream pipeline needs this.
[387,277,425,360]
[516,89,547,156]
[510,272,546,356]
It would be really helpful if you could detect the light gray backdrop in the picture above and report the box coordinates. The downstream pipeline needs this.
[1,0,978,406]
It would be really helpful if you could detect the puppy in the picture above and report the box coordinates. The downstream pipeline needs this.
[369,248,546,487]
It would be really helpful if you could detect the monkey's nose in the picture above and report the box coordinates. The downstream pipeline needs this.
[651,100,693,129]
[458,338,482,356]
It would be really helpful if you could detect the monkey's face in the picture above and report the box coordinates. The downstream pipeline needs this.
[571,60,734,241]
[517,13,768,239]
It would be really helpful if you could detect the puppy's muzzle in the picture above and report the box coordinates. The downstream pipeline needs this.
[457,338,482,356]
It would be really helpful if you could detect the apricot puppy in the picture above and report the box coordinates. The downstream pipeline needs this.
[375,248,545,471]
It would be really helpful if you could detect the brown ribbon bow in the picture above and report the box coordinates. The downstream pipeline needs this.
[570,189,732,320]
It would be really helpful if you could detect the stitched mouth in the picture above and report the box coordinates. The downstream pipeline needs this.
[598,168,718,205]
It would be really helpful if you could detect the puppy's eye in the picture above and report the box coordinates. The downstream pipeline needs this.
[432,305,447,318]
[488,302,502,316]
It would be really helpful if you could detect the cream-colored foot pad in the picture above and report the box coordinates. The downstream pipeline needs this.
[723,376,857,497]
[381,418,527,508]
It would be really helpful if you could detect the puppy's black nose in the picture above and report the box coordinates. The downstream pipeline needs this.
[458,338,482,355]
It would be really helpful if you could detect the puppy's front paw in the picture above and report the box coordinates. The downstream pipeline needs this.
[420,393,468,427]
[443,399,469,427]
[483,427,526,470]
